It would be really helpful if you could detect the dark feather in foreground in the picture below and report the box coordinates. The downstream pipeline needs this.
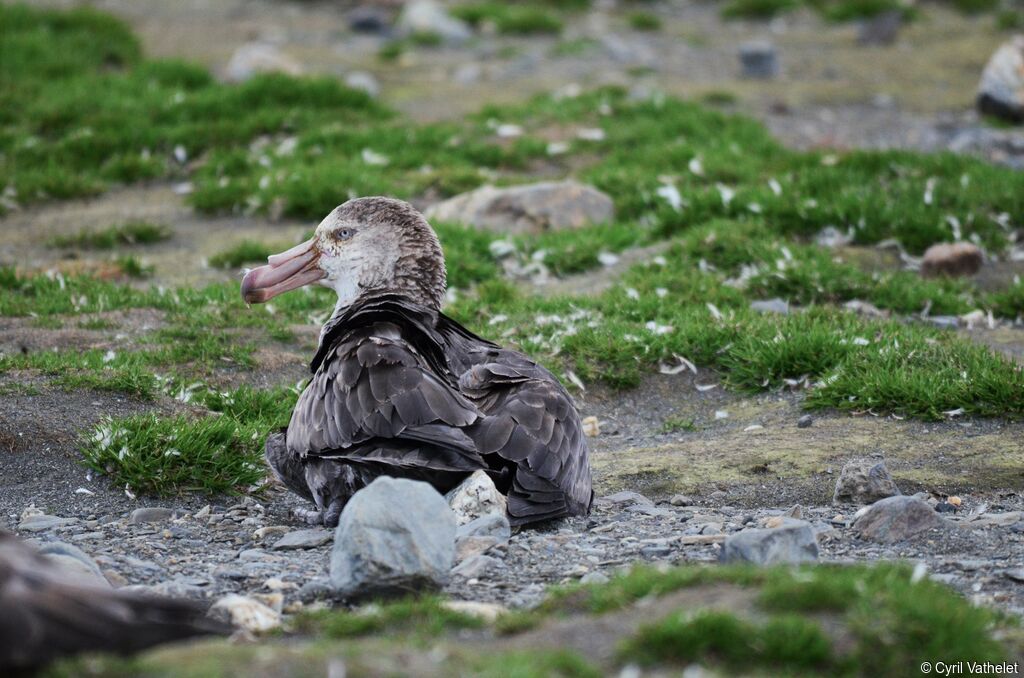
[0,531,229,672]
[269,294,593,526]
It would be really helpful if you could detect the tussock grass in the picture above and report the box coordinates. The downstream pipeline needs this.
[452,2,565,34]
[48,221,171,249]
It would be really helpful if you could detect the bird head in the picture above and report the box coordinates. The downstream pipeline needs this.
[241,197,447,312]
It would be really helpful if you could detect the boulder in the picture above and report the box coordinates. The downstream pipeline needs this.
[920,242,983,278]
[719,519,819,565]
[396,0,472,45]
[223,42,303,83]
[425,182,614,235]
[330,477,457,600]
[39,541,109,587]
[854,495,945,543]
[833,459,900,504]
[977,36,1024,124]
[445,470,507,525]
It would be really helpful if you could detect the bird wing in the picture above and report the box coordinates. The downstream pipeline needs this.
[461,353,593,526]
[0,532,227,671]
[287,322,488,475]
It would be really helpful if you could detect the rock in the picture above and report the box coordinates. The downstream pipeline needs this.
[784,504,804,520]
[854,495,945,543]
[580,571,610,585]
[977,36,1024,124]
[445,470,507,525]
[920,242,983,278]
[130,507,175,524]
[223,42,303,83]
[345,71,380,98]
[797,415,813,429]
[347,6,391,34]
[581,415,601,437]
[297,577,336,604]
[669,494,695,507]
[857,10,903,46]
[452,554,506,579]
[750,298,789,314]
[719,520,819,565]
[456,535,501,562]
[18,514,78,532]
[457,513,511,542]
[272,528,333,551]
[442,600,506,622]
[396,0,472,45]
[833,459,900,504]
[599,491,654,507]
[424,182,614,235]
[738,41,778,79]
[209,594,281,633]
[330,477,457,600]
[39,541,108,587]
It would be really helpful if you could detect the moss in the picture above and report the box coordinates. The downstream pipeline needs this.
[208,240,276,269]
[294,596,484,639]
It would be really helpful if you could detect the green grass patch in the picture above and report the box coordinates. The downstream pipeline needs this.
[660,416,697,433]
[452,2,564,34]
[627,11,662,30]
[208,240,276,269]
[47,221,172,249]
[294,596,484,638]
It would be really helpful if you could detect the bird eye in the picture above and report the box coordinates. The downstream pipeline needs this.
[335,228,355,241]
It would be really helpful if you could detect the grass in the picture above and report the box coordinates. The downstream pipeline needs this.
[452,2,565,34]
[208,240,276,269]
[660,416,697,433]
[294,596,484,638]
[48,221,172,249]
[627,11,662,30]
[722,0,993,20]
[6,4,1024,496]
[47,560,1016,676]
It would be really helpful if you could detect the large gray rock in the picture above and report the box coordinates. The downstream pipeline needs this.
[977,37,1024,124]
[833,459,900,504]
[854,495,945,543]
[425,182,614,235]
[719,519,819,565]
[330,477,457,600]
[396,0,472,44]
[738,41,778,79]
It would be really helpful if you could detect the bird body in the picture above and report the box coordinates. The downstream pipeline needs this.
[246,198,593,527]
[0,531,226,672]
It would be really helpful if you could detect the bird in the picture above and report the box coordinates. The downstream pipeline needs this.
[0,530,228,673]
[242,197,593,528]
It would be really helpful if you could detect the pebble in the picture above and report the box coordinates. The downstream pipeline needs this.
[452,554,506,579]
[749,298,789,314]
[797,415,813,428]
[738,41,778,79]
[209,594,281,633]
[446,471,507,525]
[669,495,695,507]
[130,507,176,524]
[272,528,333,551]
[580,571,610,585]
[442,600,507,622]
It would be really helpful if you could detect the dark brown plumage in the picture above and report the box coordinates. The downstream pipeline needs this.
[249,197,593,527]
[0,531,228,672]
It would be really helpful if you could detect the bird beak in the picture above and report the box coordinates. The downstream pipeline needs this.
[240,237,325,303]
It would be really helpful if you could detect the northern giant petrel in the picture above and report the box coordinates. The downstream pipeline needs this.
[242,197,593,527]
[0,531,227,672]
